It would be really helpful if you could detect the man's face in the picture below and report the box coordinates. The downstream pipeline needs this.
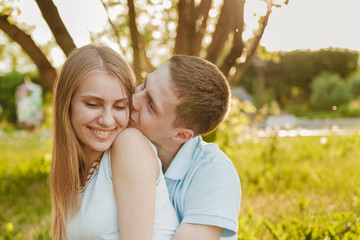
[129,63,180,146]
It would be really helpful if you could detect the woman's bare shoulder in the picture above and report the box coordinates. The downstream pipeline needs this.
[111,128,156,164]
[113,128,147,147]
[110,127,158,178]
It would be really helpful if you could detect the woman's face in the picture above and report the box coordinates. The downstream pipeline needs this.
[70,72,129,161]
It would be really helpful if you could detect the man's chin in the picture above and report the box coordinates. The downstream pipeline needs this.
[127,122,139,129]
[128,118,136,127]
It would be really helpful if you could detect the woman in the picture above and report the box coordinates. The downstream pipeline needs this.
[50,44,178,240]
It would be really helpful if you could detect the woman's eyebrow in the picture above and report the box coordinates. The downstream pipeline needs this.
[80,95,128,102]
[114,98,129,104]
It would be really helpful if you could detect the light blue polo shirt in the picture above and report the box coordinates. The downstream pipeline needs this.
[164,136,241,239]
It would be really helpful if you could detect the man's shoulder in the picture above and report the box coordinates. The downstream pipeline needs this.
[168,136,238,182]
[189,138,239,180]
[195,138,233,166]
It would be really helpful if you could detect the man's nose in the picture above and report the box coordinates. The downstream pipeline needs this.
[134,84,143,93]
[132,92,141,111]
[132,84,144,111]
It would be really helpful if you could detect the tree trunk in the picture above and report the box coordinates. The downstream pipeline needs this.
[205,0,234,63]
[174,0,193,55]
[128,0,141,77]
[0,15,57,90]
[35,0,76,57]
[229,1,272,86]
[191,0,212,56]
[256,66,265,107]
[127,0,152,82]
[175,0,212,56]
[219,0,245,76]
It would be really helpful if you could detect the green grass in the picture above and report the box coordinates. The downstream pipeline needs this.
[0,130,52,240]
[1,128,360,239]
[221,134,360,239]
[286,104,360,119]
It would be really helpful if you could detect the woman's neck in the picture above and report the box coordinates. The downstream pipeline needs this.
[81,147,104,184]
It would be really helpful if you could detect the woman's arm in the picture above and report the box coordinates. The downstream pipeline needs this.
[110,128,159,240]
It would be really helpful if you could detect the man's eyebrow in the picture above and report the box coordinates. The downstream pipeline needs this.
[144,75,148,88]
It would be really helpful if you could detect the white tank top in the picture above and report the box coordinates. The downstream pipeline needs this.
[66,147,179,239]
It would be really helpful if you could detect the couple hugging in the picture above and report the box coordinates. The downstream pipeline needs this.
[50,44,241,240]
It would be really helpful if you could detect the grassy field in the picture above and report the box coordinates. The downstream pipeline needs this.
[0,128,359,239]
[224,133,360,239]
[0,130,52,239]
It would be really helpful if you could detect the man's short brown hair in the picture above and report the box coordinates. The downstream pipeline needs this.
[168,55,231,136]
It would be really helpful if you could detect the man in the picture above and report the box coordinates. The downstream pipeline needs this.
[129,55,241,240]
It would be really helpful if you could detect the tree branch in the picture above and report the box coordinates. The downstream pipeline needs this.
[99,0,126,56]
[0,15,57,90]
[192,0,212,56]
[229,0,273,86]
[127,0,152,81]
[34,0,76,57]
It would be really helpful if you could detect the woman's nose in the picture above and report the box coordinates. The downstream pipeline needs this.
[98,108,115,126]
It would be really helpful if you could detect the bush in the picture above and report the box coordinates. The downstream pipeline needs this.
[202,98,256,146]
[348,73,360,97]
[310,72,353,110]
[239,48,359,106]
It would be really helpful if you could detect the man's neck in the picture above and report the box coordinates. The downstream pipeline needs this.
[155,143,182,173]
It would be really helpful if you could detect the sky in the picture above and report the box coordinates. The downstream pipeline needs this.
[6,0,360,68]
[261,0,360,52]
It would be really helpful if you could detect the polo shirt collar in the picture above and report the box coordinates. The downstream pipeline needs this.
[164,136,202,180]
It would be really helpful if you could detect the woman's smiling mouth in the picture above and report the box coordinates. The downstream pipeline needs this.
[88,127,116,139]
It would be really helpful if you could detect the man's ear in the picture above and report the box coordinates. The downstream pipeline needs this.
[173,128,194,143]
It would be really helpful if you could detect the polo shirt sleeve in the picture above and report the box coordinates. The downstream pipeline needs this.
[181,157,241,237]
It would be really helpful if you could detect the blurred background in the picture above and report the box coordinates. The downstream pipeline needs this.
[1,0,359,239]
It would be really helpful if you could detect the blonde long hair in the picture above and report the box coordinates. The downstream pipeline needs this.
[50,44,136,240]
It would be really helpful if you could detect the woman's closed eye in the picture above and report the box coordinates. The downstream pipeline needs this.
[85,102,99,108]
[114,105,126,110]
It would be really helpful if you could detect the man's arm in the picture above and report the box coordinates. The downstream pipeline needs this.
[169,151,241,240]
[172,223,222,240]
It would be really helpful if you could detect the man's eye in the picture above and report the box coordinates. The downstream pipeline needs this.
[114,106,126,110]
[149,102,154,111]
